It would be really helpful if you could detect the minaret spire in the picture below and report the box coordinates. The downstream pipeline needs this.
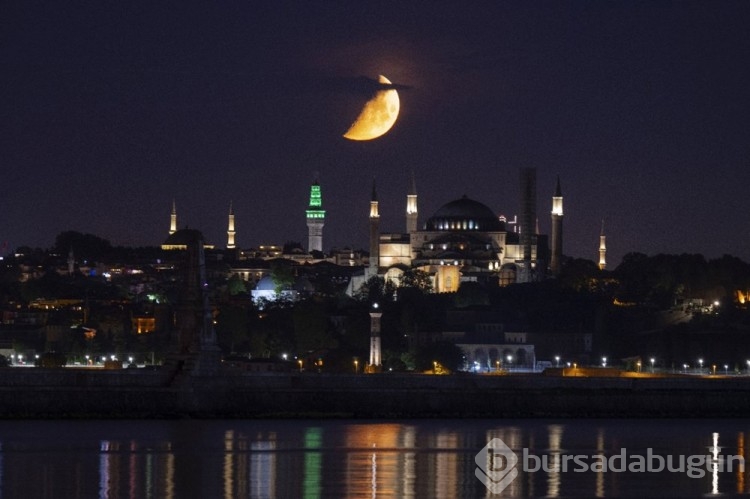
[550,175,564,275]
[226,201,236,250]
[169,199,177,235]
[369,178,380,275]
[306,176,326,253]
[406,171,418,233]
[598,219,607,271]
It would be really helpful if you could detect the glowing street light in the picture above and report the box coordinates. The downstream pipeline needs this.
[636,361,641,373]
[698,358,704,373]
[650,357,655,373]
[602,356,607,368]
[724,364,729,375]
[298,359,303,373]
[353,359,358,374]
[506,355,513,372]
[555,355,560,367]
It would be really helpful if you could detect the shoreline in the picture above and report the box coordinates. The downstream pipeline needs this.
[2,369,750,419]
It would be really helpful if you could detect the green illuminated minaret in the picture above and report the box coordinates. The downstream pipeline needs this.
[306,178,326,253]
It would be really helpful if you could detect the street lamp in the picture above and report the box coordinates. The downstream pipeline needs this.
[298,359,303,373]
[495,360,500,372]
[698,358,704,373]
[506,355,513,372]
[636,361,641,373]
[650,357,655,373]
[353,359,358,374]
[602,356,607,368]
[555,355,560,367]
[724,364,729,375]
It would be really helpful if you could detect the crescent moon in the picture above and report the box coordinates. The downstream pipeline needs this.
[343,75,400,141]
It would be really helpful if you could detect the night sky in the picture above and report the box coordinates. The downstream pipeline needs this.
[4,1,750,267]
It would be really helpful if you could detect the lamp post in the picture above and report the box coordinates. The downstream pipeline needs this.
[650,357,655,373]
[724,364,729,375]
[698,358,704,374]
[602,356,607,368]
[496,360,500,373]
[354,359,358,374]
[298,359,303,373]
[636,361,641,373]
[506,355,513,372]
[555,355,560,368]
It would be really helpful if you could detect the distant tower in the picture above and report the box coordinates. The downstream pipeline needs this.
[169,200,177,235]
[67,247,74,276]
[226,201,236,250]
[369,179,380,275]
[598,220,607,271]
[406,171,418,233]
[368,302,382,372]
[550,176,564,275]
[306,178,326,253]
[519,168,537,282]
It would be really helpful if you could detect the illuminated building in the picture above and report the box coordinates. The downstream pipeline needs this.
[368,179,380,276]
[367,302,382,372]
[169,199,177,235]
[227,201,236,250]
[354,170,553,293]
[305,178,325,253]
[550,176,563,275]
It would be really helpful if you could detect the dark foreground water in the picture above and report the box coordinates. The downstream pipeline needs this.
[1,418,749,498]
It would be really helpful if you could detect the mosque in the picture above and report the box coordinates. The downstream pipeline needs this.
[164,167,608,296]
[349,167,583,293]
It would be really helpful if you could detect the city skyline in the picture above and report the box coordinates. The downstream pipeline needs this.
[4,2,750,267]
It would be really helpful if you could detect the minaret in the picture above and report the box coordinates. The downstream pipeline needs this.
[226,201,236,250]
[550,176,564,275]
[306,178,326,253]
[169,200,177,235]
[598,220,607,271]
[519,167,537,282]
[369,179,380,275]
[367,302,382,372]
[406,171,418,234]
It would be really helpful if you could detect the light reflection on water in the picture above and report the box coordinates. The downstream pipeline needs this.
[0,419,748,498]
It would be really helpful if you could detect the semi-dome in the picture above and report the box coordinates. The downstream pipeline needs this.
[425,195,504,231]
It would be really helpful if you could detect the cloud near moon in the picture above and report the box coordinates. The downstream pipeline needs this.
[343,75,400,141]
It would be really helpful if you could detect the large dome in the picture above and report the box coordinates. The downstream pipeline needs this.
[425,195,504,231]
